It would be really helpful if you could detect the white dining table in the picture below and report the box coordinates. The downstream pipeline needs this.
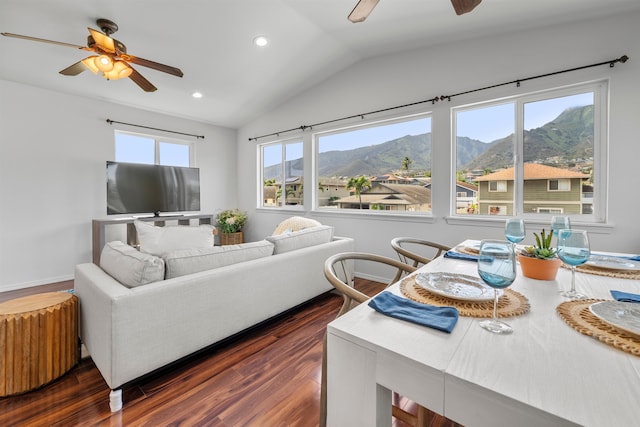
[326,242,640,426]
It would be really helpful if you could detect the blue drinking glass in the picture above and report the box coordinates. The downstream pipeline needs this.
[477,240,517,334]
[505,218,526,244]
[557,229,590,300]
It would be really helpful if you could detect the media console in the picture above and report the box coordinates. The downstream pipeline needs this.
[92,213,214,264]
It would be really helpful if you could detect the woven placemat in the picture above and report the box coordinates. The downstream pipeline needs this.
[556,299,640,357]
[399,276,530,318]
[565,264,640,280]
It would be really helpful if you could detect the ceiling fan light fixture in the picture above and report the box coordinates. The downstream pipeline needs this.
[348,0,380,23]
[103,61,132,80]
[94,54,114,72]
[81,56,101,74]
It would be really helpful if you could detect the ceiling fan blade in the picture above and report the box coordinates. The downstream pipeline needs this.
[348,0,380,23]
[59,60,88,76]
[1,32,89,50]
[123,55,184,78]
[451,0,482,15]
[88,28,116,53]
[128,67,157,92]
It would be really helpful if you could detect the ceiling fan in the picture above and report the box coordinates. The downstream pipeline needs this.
[348,0,482,23]
[1,19,183,92]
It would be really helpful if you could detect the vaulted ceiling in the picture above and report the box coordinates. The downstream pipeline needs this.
[2,0,639,127]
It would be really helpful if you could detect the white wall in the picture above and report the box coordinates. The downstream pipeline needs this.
[0,81,237,291]
[238,11,640,268]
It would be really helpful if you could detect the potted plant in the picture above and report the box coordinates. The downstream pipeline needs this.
[517,228,562,280]
[215,209,248,245]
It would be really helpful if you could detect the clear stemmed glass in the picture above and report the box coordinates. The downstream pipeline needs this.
[505,218,526,245]
[557,229,590,300]
[477,240,517,334]
[551,216,571,237]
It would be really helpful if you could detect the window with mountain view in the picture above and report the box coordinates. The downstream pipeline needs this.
[453,82,604,220]
[260,139,303,207]
[315,115,432,213]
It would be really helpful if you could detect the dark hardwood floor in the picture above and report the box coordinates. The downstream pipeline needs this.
[0,279,460,427]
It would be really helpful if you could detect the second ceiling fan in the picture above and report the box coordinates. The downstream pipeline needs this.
[349,0,482,23]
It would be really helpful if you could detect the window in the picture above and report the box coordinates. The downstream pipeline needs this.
[488,181,507,192]
[260,139,303,207]
[548,179,570,191]
[115,131,193,166]
[315,115,432,214]
[453,82,605,220]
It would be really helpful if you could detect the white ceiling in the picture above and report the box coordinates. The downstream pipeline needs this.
[2,0,640,128]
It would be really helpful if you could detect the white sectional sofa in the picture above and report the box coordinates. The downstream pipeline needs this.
[74,218,353,411]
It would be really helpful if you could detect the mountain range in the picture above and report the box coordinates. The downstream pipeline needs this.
[265,105,593,179]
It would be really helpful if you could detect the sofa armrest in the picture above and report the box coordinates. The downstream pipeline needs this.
[74,263,131,389]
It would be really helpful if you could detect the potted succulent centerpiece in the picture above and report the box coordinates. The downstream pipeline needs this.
[517,228,562,280]
[215,209,248,245]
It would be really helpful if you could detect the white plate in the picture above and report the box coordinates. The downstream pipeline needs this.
[586,255,640,271]
[414,272,502,302]
[589,301,640,338]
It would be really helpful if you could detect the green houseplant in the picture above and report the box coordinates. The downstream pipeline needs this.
[215,209,248,245]
[517,228,562,280]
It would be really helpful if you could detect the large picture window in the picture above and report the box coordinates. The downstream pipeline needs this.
[115,131,193,167]
[260,139,304,208]
[315,115,432,214]
[453,82,606,221]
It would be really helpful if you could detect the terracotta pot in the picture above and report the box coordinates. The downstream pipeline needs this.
[517,254,562,280]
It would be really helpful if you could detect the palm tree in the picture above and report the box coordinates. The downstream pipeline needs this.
[346,175,372,209]
[401,156,413,175]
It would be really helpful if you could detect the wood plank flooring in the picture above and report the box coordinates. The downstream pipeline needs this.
[0,279,460,427]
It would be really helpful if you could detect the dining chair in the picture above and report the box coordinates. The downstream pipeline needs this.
[391,237,452,268]
[320,252,431,427]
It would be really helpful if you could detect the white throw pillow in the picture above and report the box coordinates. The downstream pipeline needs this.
[163,240,275,279]
[100,241,165,288]
[135,220,214,256]
[266,225,334,254]
[272,216,322,235]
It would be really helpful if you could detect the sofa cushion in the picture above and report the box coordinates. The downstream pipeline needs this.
[266,225,334,254]
[272,216,322,235]
[163,240,275,279]
[100,241,165,288]
[135,220,214,256]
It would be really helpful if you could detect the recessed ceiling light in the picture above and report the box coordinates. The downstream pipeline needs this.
[253,35,269,47]
[192,92,203,99]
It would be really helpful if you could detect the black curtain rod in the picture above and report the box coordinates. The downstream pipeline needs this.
[106,119,205,139]
[248,54,628,142]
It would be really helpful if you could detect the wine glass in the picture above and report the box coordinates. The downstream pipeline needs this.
[557,229,590,300]
[505,219,526,245]
[551,216,571,236]
[477,240,517,334]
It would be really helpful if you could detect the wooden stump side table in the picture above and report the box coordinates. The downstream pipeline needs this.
[0,292,79,396]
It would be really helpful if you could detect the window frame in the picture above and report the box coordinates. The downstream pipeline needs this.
[114,130,195,167]
[258,137,305,210]
[312,113,433,217]
[451,80,608,224]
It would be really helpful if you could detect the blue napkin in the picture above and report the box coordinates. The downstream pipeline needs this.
[444,250,478,262]
[610,290,640,303]
[368,292,459,333]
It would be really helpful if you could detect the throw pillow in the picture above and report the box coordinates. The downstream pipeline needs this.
[266,225,334,254]
[163,240,275,279]
[100,241,165,288]
[135,220,214,256]
[272,216,322,236]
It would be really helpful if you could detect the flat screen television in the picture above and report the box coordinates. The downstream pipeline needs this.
[106,161,201,215]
